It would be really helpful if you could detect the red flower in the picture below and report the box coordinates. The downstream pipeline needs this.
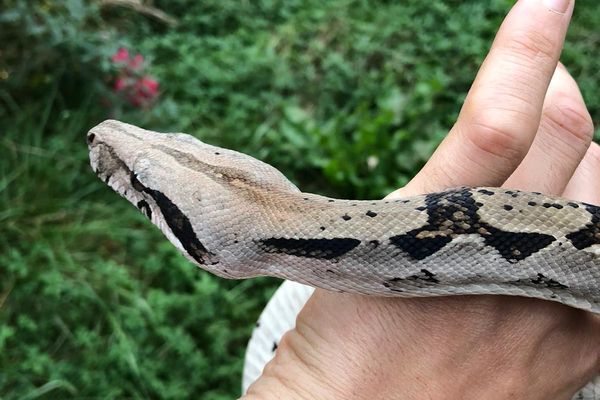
[111,48,130,63]
[109,48,159,108]
[128,54,144,70]
[113,77,127,91]
[138,76,159,96]
[133,76,159,105]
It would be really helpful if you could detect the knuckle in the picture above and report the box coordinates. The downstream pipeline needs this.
[545,98,594,147]
[505,29,557,61]
[463,113,530,163]
[585,142,600,168]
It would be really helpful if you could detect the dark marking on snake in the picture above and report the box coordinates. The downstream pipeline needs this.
[130,172,146,192]
[478,189,495,196]
[366,210,377,218]
[389,188,556,262]
[369,240,380,248]
[531,273,568,289]
[143,187,216,265]
[503,205,513,211]
[566,203,600,250]
[382,279,407,292]
[136,200,152,219]
[543,203,564,209]
[272,342,278,352]
[258,237,361,260]
[409,269,440,284]
[482,226,556,262]
[386,269,439,287]
[567,202,579,208]
[93,143,133,184]
[510,273,568,290]
[390,234,452,260]
[528,201,537,206]
[342,214,352,221]
[388,287,405,293]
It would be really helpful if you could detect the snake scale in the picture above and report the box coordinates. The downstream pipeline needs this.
[88,120,600,398]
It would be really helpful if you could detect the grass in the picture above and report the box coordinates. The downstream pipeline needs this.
[0,0,599,398]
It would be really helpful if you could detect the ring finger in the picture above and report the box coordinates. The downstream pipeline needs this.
[563,142,600,204]
[503,62,594,194]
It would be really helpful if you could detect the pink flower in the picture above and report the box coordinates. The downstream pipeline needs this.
[113,77,127,91]
[128,54,144,70]
[108,48,160,108]
[111,48,130,63]
[126,76,159,107]
[138,76,159,96]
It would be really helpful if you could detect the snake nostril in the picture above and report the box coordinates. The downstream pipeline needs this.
[87,133,96,145]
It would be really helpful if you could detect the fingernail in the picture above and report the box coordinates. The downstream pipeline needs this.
[543,0,571,14]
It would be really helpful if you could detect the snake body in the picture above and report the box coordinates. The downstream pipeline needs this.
[88,120,600,398]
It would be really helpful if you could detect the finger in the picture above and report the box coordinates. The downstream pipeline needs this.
[503,62,594,194]
[390,0,575,199]
[563,142,600,205]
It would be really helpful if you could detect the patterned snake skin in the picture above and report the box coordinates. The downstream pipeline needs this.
[88,120,600,398]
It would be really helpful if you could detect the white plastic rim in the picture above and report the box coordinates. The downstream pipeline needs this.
[242,280,314,394]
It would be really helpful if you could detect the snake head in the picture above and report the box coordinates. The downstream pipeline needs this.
[88,120,225,270]
[87,119,299,277]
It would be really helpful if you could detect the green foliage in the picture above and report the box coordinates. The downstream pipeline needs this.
[0,0,598,398]
[0,0,118,116]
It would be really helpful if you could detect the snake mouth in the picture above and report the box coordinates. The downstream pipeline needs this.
[89,139,143,211]
[90,142,125,185]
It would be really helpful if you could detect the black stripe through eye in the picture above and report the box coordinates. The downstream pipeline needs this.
[130,172,146,192]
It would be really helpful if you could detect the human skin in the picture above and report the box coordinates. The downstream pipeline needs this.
[243,0,600,399]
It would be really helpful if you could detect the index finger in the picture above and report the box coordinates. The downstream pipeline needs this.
[394,0,575,197]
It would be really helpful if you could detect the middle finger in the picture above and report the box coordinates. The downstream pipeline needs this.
[395,0,575,197]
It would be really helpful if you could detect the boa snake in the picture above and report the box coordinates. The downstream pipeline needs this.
[88,120,600,398]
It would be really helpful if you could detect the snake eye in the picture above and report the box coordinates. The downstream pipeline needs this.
[130,172,146,192]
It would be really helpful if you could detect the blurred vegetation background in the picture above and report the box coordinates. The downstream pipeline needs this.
[0,0,598,398]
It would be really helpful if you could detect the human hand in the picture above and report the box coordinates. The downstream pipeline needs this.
[244,0,599,399]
